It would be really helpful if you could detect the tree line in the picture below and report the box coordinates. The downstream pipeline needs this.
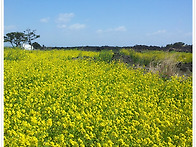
[4,29,192,52]
[4,29,41,49]
[49,42,192,53]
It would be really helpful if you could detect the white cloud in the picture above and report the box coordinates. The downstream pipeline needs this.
[40,17,50,23]
[69,23,86,30]
[56,13,86,31]
[147,30,166,36]
[57,24,67,29]
[96,29,103,33]
[114,26,127,32]
[96,26,127,33]
[56,13,74,23]
[4,25,17,31]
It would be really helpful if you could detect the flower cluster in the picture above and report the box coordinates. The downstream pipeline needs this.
[120,49,192,66]
[4,49,192,146]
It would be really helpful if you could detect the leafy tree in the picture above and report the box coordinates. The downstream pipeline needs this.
[24,29,40,49]
[173,42,185,48]
[32,42,42,49]
[166,42,185,49]
[4,32,27,47]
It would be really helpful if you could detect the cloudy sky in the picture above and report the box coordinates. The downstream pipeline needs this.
[4,0,192,47]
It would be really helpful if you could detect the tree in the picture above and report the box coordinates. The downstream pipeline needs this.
[32,42,42,49]
[4,32,27,47]
[173,42,185,48]
[166,42,185,49]
[24,29,40,49]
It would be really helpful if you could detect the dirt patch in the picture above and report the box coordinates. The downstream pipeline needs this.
[176,62,192,72]
[112,53,134,65]
[112,53,192,76]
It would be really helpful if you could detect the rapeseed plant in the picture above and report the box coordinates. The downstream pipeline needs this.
[4,48,192,146]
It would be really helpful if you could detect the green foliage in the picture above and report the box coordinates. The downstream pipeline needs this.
[120,49,192,66]
[119,48,130,56]
[4,32,27,47]
[97,50,114,62]
[166,42,185,48]
[32,42,42,49]
[4,48,28,61]
[4,29,40,48]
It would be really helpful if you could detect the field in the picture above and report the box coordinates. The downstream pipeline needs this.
[4,48,192,146]
[119,49,192,65]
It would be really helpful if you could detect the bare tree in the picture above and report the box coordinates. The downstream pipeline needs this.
[24,29,40,49]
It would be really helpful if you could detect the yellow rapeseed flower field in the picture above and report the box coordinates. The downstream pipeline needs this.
[4,48,192,146]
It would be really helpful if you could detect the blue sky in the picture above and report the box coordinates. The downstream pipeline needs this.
[4,0,192,47]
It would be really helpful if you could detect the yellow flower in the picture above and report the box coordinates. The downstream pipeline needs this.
[47,118,52,127]
[31,116,37,124]
[97,143,102,147]
[4,48,192,146]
